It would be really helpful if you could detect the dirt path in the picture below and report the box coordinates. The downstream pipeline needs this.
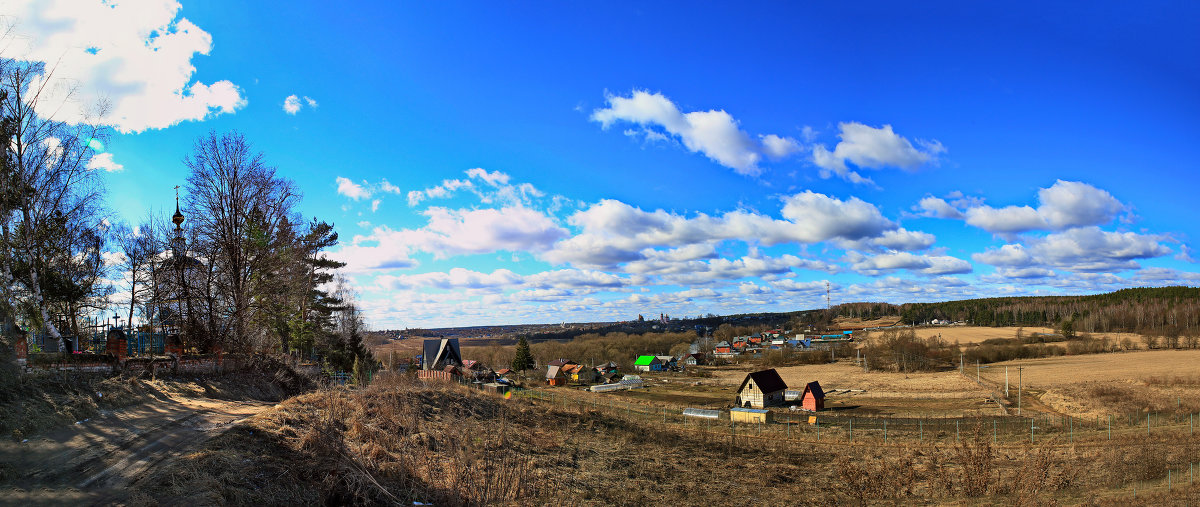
[0,393,271,505]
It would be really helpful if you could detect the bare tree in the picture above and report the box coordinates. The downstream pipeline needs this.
[0,59,109,352]
[184,131,297,352]
[114,221,154,329]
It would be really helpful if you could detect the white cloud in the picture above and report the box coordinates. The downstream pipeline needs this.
[836,227,935,252]
[283,95,302,115]
[951,181,1126,234]
[465,167,510,186]
[760,134,803,159]
[336,177,372,200]
[1028,227,1170,272]
[371,199,381,212]
[378,268,521,291]
[812,122,944,184]
[591,90,801,177]
[964,205,1047,234]
[86,152,123,172]
[847,252,972,276]
[283,94,318,115]
[542,192,895,268]
[1035,180,1124,229]
[916,196,964,219]
[972,244,1034,267]
[973,228,1170,273]
[334,205,569,272]
[2,0,245,133]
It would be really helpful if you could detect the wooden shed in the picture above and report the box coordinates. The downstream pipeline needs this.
[800,381,825,411]
[730,407,772,424]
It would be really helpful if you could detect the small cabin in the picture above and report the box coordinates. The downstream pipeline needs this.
[800,381,825,411]
[735,368,788,408]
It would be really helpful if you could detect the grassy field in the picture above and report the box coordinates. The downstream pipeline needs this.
[124,373,1200,505]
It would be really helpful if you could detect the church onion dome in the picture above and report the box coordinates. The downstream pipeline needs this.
[172,204,185,227]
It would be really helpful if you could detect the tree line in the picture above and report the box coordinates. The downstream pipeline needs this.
[0,59,370,372]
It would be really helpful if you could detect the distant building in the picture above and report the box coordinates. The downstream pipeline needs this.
[735,368,788,408]
[634,355,663,372]
[422,338,462,370]
[546,364,567,386]
[682,353,706,366]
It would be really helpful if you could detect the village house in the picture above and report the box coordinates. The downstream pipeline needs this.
[656,355,677,371]
[563,363,597,384]
[714,341,732,354]
[681,353,706,366]
[545,364,567,386]
[735,368,788,408]
[596,361,619,375]
[421,338,463,370]
[634,355,663,372]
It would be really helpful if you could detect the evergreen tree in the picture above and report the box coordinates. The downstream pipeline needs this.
[511,335,534,371]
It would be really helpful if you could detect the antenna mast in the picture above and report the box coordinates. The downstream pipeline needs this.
[825,281,831,310]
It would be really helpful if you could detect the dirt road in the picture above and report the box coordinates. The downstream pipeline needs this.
[0,393,271,505]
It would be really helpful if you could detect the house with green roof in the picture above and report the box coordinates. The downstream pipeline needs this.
[634,355,662,372]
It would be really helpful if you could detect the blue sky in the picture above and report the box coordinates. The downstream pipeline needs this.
[4,1,1199,328]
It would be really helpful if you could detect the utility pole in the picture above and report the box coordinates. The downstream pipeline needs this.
[1017,366,1024,416]
[1005,366,1009,397]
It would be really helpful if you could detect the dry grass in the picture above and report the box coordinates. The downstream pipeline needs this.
[127,375,1200,505]
[980,350,1200,386]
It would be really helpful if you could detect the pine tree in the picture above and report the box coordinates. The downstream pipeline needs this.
[511,336,534,371]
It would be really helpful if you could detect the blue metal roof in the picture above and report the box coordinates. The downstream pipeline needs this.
[730,407,769,414]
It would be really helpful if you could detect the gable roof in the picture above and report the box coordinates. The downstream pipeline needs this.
[547,358,575,367]
[634,355,659,366]
[802,380,825,400]
[422,338,462,370]
[737,368,788,394]
[546,365,563,379]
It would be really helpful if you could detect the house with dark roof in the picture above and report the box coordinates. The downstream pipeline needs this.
[735,368,788,408]
[422,338,463,371]
[682,353,706,366]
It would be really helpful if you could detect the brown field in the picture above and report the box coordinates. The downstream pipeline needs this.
[706,361,1003,417]
[977,350,1200,419]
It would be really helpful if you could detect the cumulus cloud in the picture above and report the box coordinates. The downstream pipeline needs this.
[846,252,972,276]
[86,152,123,172]
[333,205,569,272]
[974,228,1170,273]
[917,196,965,219]
[1035,180,1124,229]
[941,180,1127,234]
[542,191,896,268]
[591,90,802,177]
[2,0,245,133]
[811,122,944,184]
[406,168,543,207]
[283,95,302,115]
[964,205,1047,234]
[336,177,371,200]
